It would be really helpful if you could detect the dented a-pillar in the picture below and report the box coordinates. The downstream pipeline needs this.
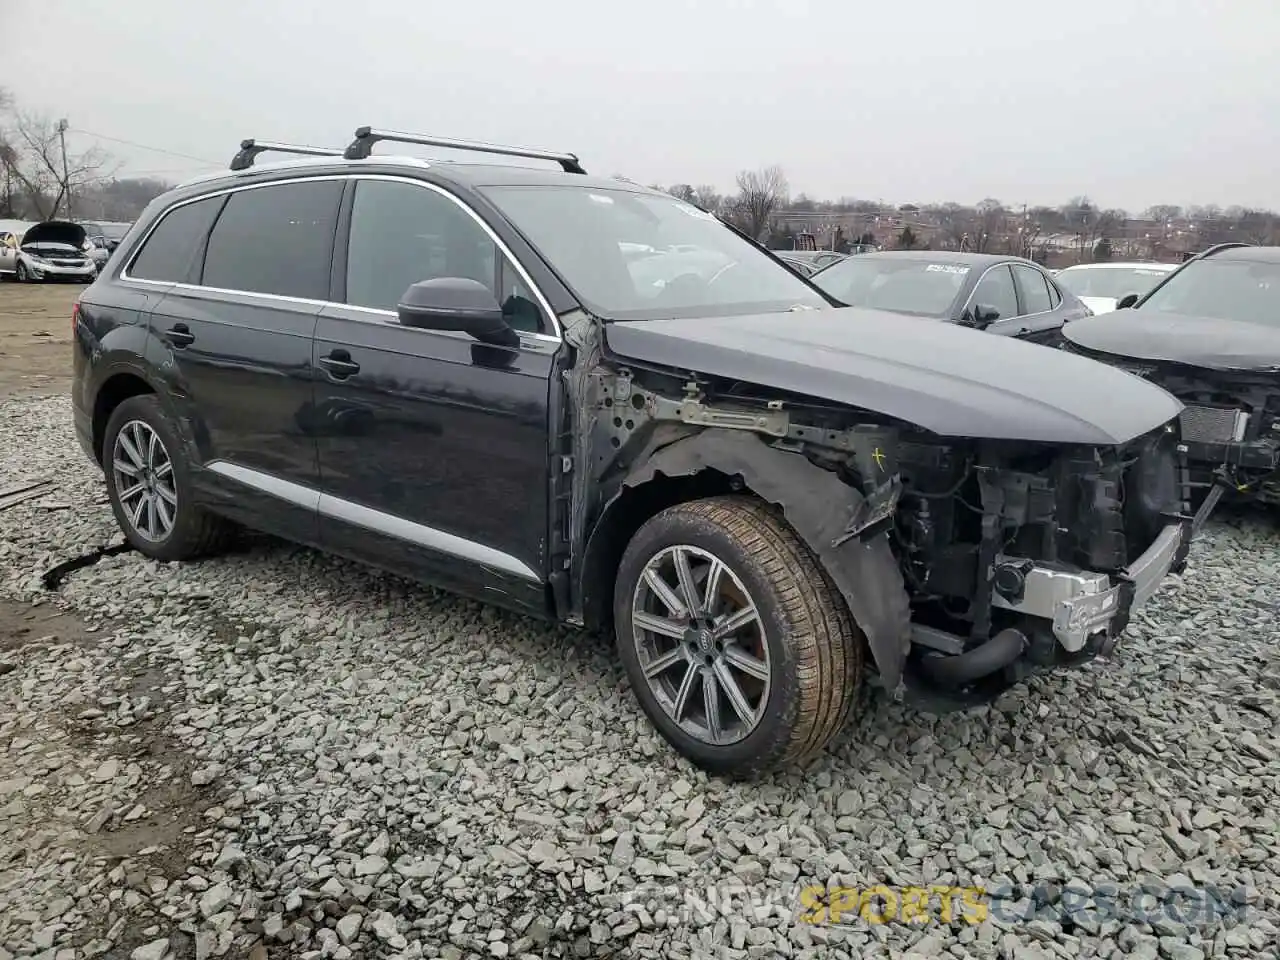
[615,428,914,695]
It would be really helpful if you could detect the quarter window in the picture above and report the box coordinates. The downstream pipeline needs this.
[128,196,225,283]
[972,264,1019,321]
[344,179,543,333]
[201,180,343,299]
[1012,264,1053,315]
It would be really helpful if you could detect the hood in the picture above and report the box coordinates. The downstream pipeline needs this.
[23,242,83,255]
[604,307,1182,446]
[1079,296,1118,315]
[21,220,87,249]
[1063,311,1280,373]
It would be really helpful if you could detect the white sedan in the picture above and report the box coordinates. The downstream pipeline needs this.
[1054,261,1176,314]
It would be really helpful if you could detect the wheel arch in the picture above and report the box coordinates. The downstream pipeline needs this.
[91,371,157,465]
[580,428,913,693]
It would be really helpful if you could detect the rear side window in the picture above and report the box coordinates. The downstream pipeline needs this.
[201,180,343,299]
[1013,264,1053,314]
[127,196,224,283]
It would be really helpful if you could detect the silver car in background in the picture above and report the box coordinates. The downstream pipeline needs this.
[0,220,98,282]
[1055,261,1176,315]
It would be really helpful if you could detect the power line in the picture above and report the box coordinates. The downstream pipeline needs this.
[68,127,220,166]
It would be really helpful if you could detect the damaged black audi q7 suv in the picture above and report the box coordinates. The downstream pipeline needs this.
[1063,242,1280,507]
[70,129,1208,778]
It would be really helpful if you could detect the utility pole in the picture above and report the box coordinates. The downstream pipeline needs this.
[57,118,72,220]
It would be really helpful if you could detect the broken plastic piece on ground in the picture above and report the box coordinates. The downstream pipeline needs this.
[0,478,55,512]
[42,542,134,590]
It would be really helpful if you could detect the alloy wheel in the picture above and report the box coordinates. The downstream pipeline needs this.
[111,419,178,542]
[630,544,771,746]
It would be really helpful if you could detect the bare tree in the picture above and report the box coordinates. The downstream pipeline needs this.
[667,183,697,204]
[974,198,1005,253]
[729,165,788,241]
[1143,204,1182,224]
[0,96,115,220]
[693,185,723,216]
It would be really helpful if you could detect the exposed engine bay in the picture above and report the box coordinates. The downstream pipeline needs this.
[1062,348,1280,506]
[561,320,1196,708]
[1151,364,1280,505]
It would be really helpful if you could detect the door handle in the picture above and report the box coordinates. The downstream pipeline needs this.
[319,351,360,378]
[166,324,195,348]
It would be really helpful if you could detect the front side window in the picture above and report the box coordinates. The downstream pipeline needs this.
[128,195,225,283]
[344,179,543,332]
[201,179,343,299]
[1138,259,1280,326]
[480,184,828,321]
[1012,264,1053,314]
[813,256,970,317]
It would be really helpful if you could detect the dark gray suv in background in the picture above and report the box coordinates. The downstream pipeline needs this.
[71,129,1210,777]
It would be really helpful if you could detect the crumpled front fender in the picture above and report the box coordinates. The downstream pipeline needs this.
[618,429,913,694]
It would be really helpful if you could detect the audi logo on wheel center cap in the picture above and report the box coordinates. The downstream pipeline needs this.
[697,629,714,654]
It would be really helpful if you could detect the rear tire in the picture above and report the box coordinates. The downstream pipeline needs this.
[103,395,236,561]
[613,495,863,778]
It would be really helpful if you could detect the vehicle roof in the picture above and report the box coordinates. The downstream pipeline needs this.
[859,250,1024,268]
[1204,245,1280,263]
[174,154,660,196]
[1058,261,1177,271]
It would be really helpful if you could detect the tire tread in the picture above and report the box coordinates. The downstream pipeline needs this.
[626,494,863,777]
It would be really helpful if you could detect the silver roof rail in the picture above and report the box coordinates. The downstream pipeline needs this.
[342,126,586,174]
[230,139,345,171]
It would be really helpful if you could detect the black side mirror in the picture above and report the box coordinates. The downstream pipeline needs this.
[1116,293,1140,309]
[397,278,517,348]
[961,303,1001,330]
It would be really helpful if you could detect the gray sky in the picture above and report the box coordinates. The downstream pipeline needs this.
[6,0,1279,211]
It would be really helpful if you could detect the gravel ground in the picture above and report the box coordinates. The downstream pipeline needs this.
[1,393,1278,960]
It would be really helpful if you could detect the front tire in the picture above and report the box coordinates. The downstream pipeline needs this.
[613,495,863,778]
[15,262,30,282]
[103,395,235,561]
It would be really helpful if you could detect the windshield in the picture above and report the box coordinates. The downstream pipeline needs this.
[811,256,969,317]
[479,185,829,320]
[1058,266,1170,300]
[1138,259,1280,326]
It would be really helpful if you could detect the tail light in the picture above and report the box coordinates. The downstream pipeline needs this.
[71,301,81,338]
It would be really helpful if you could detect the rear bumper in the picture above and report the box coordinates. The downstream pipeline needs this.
[73,399,95,464]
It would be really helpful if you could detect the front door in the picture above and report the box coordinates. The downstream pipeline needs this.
[144,178,345,545]
[311,175,557,615]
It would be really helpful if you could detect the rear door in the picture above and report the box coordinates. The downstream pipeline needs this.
[310,174,557,614]
[1009,263,1065,343]
[142,177,344,544]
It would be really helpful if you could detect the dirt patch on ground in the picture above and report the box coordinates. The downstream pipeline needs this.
[0,281,82,399]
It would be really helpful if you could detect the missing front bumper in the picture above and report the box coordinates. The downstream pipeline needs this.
[991,522,1184,653]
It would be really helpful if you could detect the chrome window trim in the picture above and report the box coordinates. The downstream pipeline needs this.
[321,302,561,347]
[206,460,541,582]
[119,172,563,343]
